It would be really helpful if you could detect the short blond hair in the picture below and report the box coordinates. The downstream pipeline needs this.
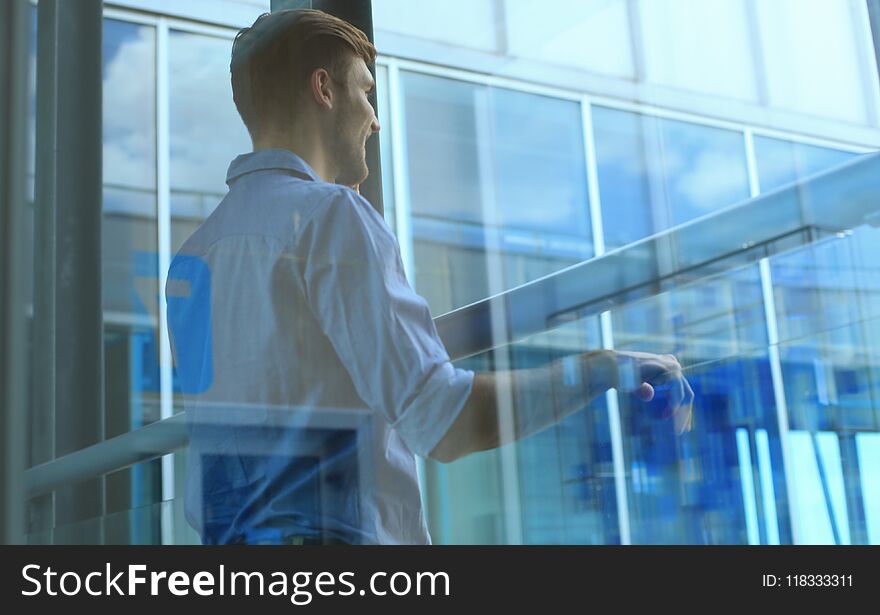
[231,9,376,138]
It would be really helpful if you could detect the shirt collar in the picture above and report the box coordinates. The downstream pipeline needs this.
[225,148,322,186]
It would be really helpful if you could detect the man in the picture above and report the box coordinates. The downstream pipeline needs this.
[166,9,693,546]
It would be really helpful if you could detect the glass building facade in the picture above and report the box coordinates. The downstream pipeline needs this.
[10,0,880,544]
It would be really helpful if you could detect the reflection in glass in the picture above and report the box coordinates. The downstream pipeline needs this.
[770,227,880,544]
[753,135,857,193]
[432,317,613,544]
[102,18,161,536]
[28,471,194,545]
[21,3,880,546]
[168,29,252,407]
[610,264,784,544]
[102,17,161,464]
[593,106,750,250]
[402,71,591,314]
[404,72,483,225]
[169,29,251,255]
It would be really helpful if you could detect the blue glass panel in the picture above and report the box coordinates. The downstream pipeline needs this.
[610,265,783,544]
[405,72,590,313]
[102,19,157,316]
[491,88,590,238]
[593,106,750,248]
[659,117,750,226]
[101,19,162,539]
[771,229,880,433]
[403,71,484,224]
[754,135,857,193]
[592,106,655,249]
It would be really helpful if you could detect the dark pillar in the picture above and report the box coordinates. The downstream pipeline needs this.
[33,0,105,539]
[0,0,31,545]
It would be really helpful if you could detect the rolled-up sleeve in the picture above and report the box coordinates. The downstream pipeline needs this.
[299,188,475,458]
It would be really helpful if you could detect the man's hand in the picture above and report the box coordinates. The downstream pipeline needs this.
[430,348,695,463]
[609,350,694,435]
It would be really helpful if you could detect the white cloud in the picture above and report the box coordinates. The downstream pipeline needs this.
[168,32,251,195]
[102,26,250,198]
[674,148,749,210]
[103,24,156,189]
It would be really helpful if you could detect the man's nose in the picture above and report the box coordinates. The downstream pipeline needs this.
[370,115,380,134]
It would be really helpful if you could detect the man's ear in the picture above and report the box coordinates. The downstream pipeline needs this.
[309,67,334,110]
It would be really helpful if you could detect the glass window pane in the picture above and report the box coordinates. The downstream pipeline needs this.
[103,18,158,314]
[102,17,161,529]
[168,30,253,409]
[592,106,656,249]
[491,88,590,237]
[611,265,779,544]
[102,18,160,431]
[440,318,611,544]
[403,71,591,314]
[413,240,489,316]
[771,227,880,435]
[403,71,484,224]
[753,135,858,193]
[767,223,880,544]
[169,29,251,255]
[660,116,750,226]
[593,105,750,249]
[70,2,879,546]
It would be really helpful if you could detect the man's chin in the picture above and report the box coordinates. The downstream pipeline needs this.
[338,164,369,188]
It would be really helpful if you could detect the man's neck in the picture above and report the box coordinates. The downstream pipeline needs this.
[252,125,336,183]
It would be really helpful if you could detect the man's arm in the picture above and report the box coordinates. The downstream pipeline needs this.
[429,350,693,463]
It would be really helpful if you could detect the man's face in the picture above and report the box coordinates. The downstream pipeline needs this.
[331,56,380,187]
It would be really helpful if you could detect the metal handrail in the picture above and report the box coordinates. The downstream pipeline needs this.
[23,151,880,498]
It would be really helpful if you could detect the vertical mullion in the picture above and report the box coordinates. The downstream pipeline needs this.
[747,127,800,544]
[387,60,415,282]
[759,255,799,545]
[155,17,175,545]
[854,0,880,127]
[386,59,440,536]
[583,98,606,258]
[582,96,632,545]
[744,0,770,108]
[744,129,761,198]
[625,0,646,84]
